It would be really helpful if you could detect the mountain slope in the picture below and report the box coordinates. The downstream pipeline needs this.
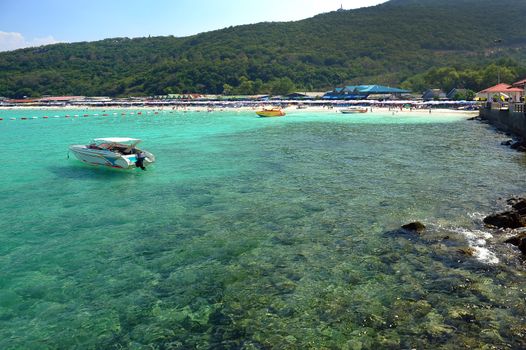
[1,0,525,97]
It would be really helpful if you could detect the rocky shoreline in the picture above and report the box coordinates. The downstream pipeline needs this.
[400,197,526,258]
[467,117,526,255]
[469,115,526,153]
[501,139,526,152]
[483,197,526,255]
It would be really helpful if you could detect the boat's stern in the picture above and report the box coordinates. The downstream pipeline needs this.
[121,150,155,169]
[143,151,156,164]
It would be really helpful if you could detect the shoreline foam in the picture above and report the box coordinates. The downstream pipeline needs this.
[0,105,479,117]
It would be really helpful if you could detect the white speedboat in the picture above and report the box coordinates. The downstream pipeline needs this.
[69,137,155,170]
[340,106,368,114]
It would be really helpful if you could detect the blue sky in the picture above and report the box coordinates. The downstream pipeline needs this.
[0,0,387,52]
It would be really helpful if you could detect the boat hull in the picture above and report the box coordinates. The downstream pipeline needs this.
[340,108,368,114]
[256,110,285,117]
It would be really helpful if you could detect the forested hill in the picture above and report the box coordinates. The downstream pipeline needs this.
[1,0,526,98]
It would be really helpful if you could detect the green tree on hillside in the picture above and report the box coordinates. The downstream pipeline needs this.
[268,77,296,96]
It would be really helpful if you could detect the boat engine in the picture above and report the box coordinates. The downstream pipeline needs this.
[135,151,146,170]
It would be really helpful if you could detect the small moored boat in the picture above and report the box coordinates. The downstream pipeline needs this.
[69,137,155,170]
[256,107,285,117]
[340,106,368,114]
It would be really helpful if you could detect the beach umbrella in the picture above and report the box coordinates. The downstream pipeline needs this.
[496,92,509,101]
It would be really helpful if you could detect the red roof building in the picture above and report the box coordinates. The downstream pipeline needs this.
[477,83,524,102]
[478,83,522,93]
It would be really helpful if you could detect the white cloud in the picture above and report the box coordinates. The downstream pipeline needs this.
[31,35,60,47]
[0,31,60,52]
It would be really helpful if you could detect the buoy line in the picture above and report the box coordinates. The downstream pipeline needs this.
[0,110,165,122]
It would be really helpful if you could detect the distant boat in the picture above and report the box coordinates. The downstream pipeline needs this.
[340,106,368,114]
[256,107,285,117]
[69,137,155,170]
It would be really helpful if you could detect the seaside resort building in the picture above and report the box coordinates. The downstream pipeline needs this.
[479,79,526,138]
[477,80,526,114]
[476,83,524,103]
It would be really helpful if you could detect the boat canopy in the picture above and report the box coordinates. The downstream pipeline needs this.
[93,137,142,144]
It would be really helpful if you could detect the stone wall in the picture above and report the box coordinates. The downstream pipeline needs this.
[479,104,526,139]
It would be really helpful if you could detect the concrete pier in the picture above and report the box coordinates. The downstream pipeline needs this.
[479,103,526,139]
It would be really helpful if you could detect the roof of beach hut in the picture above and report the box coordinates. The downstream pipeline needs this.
[478,83,523,93]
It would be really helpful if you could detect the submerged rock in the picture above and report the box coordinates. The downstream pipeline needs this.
[457,247,477,256]
[401,222,426,233]
[504,232,526,255]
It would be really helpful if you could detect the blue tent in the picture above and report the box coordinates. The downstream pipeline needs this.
[343,85,409,94]
[323,85,410,100]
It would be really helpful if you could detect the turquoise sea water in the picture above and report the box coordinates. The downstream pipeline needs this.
[1,108,526,349]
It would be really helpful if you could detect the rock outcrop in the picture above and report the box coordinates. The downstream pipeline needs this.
[504,232,526,255]
[484,198,526,255]
[510,141,526,152]
[483,198,526,229]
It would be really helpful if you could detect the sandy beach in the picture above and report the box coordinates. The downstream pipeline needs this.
[0,104,479,117]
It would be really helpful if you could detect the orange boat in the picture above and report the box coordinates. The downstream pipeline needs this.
[256,107,285,117]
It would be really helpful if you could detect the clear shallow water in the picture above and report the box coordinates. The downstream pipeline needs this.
[1,109,526,349]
